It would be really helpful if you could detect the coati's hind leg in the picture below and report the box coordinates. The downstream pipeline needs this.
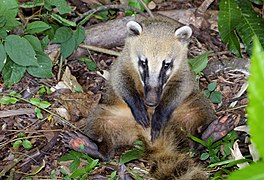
[83,102,150,160]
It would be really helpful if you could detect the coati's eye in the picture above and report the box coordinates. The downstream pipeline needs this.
[163,61,172,70]
[139,57,148,69]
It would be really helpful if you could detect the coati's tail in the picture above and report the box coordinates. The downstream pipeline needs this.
[145,133,208,180]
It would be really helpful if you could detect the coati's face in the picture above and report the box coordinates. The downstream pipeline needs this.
[126,20,192,107]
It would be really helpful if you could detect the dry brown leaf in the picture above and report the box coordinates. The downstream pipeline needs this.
[59,92,101,123]
[61,67,83,92]
[54,107,71,121]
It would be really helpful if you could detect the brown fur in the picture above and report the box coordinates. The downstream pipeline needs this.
[83,16,216,179]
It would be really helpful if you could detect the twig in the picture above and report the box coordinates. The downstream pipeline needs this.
[2,129,64,133]
[57,56,63,81]
[139,0,154,18]
[217,105,247,114]
[197,0,215,14]
[0,108,35,118]
[74,4,147,23]
[79,44,121,56]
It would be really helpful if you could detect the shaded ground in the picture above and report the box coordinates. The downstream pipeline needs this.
[0,0,249,179]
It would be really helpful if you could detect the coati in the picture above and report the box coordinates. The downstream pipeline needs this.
[67,16,216,179]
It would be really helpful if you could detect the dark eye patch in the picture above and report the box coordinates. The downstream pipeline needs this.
[138,57,148,69]
[162,60,173,70]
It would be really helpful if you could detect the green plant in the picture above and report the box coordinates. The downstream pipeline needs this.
[218,0,264,56]
[189,51,210,75]
[187,130,254,178]
[125,0,151,16]
[204,81,223,104]
[120,140,144,165]
[0,91,51,119]
[227,38,264,179]
[79,57,97,71]
[0,0,85,87]
[38,85,51,95]
[58,150,99,179]
[13,133,33,149]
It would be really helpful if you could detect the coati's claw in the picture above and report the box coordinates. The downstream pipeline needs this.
[61,131,106,161]
[133,109,150,128]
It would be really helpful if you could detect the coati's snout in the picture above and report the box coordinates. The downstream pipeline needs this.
[144,85,162,107]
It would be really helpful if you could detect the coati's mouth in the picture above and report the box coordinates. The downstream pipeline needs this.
[144,85,162,107]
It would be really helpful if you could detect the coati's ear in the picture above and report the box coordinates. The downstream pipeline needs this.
[175,26,192,41]
[126,21,143,36]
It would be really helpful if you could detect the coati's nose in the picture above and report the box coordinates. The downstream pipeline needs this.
[145,101,158,107]
[144,86,160,107]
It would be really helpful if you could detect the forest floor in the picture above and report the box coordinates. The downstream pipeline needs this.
[0,0,250,179]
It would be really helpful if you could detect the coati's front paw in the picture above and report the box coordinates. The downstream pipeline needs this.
[151,117,162,141]
[61,131,106,161]
[133,108,150,128]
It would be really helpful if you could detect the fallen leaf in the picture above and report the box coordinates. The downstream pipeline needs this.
[230,140,249,169]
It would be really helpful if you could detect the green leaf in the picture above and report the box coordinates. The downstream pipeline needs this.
[30,98,41,106]
[26,21,51,34]
[73,26,85,48]
[218,0,242,57]
[109,171,117,180]
[4,35,38,66]
[208,82,217,91]
[0,44,7,71]
[13,140,23,149]
[208,159,250,168]
[27,53,52,78]
[0,96,18,104]
[210,91,222,104]
[70,168,85,178]
[228,162,264,180]
[79,57,97,71]
[16,133,26,137]
[34,107,43,119]
[24,35,43,53]
[59,150,81,161]
[188,52,209,74]
[61,35,76,60]
[2,59,26,87]
[19,0,44,8]
[52,27,72,43]
[0,0,19,31]
[50,14,76,27]
[45,0,72,14]
[22,140,32,149]
[203,89,211,97]
[41,35,50,49]
[38,100,51,109]
[187,133,207,147]
[120,148,143,165]
[9,91,22,98]
[236,0,264,55]
[200,152,209,160]
[70,159,80,172]
[247,37,264,159]
[85,159,99,172]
